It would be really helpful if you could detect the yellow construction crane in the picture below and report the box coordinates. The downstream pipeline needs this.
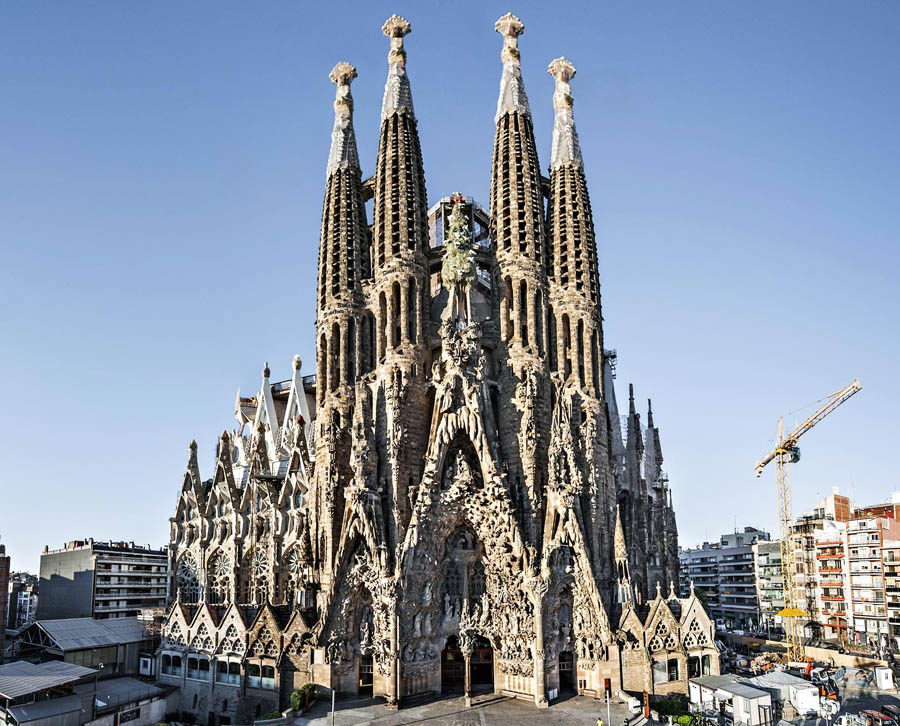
[754,378,862,663]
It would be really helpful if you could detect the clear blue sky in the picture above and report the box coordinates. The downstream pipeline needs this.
[2,2,898,574]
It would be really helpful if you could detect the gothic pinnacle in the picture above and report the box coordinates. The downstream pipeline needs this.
[647,398,654,427]
[494,12,530,121]
[326,62,360,177]
[548,57,582,169]
[381,15,414,121]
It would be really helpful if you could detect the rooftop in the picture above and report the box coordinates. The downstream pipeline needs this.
[0,660,95,699]
[29,617,148,651]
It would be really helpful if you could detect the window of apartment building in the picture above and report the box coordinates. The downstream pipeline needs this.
[667,659,680,682]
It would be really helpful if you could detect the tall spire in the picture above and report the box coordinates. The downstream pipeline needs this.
[615,504,633,606]
[326,62,360,176]
[490,12,547,277]
[546,55,601,392]
[548,57,582,169]
[372,14,428,269]
[381,15,414,121]
[494,13,530,121]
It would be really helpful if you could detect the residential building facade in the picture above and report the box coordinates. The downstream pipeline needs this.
[846,515,900,649]
[680,528,770,629]
[0,543,9,662]
[38,540,169,620]
[752,540,784,636]
[7,572,39,631]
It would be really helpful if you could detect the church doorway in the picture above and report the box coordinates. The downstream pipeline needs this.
[559,650,575,691]
[441,636,464,693]
[358,655,373,696]
[470,636,493,690]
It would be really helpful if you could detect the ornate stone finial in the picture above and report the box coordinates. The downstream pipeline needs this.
[548,57,582,168]
[494,13,530,122]
[263,362,270,379]
[647,398,654,427]
[381,15,414,121]
[326,62,360,176]
[221,430,230,441]
[548,57,576,108]
[189,439,198,452]
[690,580,695,597]
[495,12,524,63]
[669,580,676,599]
[292,354,302,371]
[656,580,662,598]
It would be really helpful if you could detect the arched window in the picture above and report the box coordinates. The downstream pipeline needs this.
[330,323,340,391]
[577,318,586,388]
[534,289,544,356]
[318,333,327,405]
[504,277,513,340]
[345,318,356,384]
[378,292,387,361]
[391,282,401,348]
[591,328,600,396]
[562,314,572,379]
[469,561,486,602]
[548,306,557,371]
[444,562,462,599]
[519,280,528,346]
[407,279,417,343]
[293,490,303,508]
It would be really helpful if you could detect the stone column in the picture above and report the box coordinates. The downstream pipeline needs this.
[463,649,472,707]
[532,579,549,708]
[386,603,400,709]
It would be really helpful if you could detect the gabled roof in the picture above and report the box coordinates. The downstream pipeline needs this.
[0,660,95,699]
[32,617,147,651]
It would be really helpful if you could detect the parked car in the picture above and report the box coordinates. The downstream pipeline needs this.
[860,710,896,726]
[856,669,875,687]
[881,706,900,721]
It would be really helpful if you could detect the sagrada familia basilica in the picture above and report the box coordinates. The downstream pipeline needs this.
[158,13,718,723]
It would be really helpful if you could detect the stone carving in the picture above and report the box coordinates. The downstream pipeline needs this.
[158,13,699,716]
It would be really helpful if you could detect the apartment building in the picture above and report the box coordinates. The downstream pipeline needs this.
[680,527,770,628]
[846,515,900,649]
[38,540,169,620]
[753,540,784,635]
[7,572,38,630]
[813,520,851,643]
[883,539,900,650]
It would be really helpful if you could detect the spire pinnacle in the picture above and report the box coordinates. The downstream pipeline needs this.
[647,398,654,427]
[628,383,636,414]
[381,15,414,121]
[614,504,627,562]
[494,13,530,121]
[548,57,582,168]
[326,62,360,177]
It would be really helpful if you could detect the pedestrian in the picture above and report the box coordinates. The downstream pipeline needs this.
[596,718,604,726]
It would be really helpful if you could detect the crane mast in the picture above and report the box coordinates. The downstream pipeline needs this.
[754,379,861,663]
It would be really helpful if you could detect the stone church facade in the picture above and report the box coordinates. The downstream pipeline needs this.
[157,14,718,723]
